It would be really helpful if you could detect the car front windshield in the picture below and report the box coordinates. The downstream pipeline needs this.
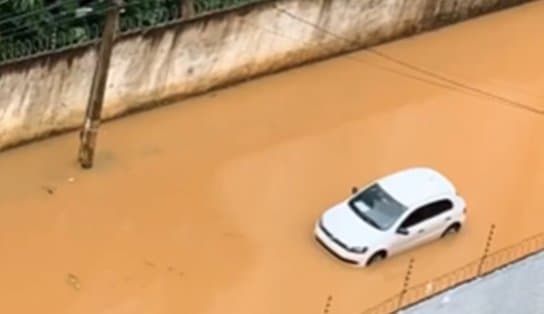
[348,183,407,230]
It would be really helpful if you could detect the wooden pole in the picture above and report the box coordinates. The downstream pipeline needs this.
[78,0,122,169]
[181,0,195,19]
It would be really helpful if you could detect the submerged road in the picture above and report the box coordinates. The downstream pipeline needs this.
[1,2,544,314]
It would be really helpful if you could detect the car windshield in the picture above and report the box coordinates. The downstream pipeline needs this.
[348,183,407,230]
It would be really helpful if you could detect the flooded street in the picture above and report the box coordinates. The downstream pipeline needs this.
[1,2,544,314]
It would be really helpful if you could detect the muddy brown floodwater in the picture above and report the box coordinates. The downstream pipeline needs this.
[1,2,544,314]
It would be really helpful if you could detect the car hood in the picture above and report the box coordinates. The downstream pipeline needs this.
[321,202,383,248]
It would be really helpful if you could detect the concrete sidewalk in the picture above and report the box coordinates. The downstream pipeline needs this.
[402,251,544,314]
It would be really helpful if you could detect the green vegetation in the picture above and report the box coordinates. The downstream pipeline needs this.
[0,0,261,63]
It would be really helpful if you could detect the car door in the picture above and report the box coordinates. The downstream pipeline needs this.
[389,207,430,255]
[418,198,456,241]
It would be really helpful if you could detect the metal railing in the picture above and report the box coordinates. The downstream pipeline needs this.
[360,231,544,314]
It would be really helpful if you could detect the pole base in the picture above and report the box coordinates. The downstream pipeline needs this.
[78,128,97,169]
[78,146,95,169]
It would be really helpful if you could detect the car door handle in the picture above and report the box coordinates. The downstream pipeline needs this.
[445,217,452,222]
[418,229,425,234]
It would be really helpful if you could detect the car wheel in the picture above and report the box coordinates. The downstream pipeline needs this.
[366,251,387,267]
[441,223,461,238]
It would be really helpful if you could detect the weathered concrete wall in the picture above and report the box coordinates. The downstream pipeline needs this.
[0,0,536,150]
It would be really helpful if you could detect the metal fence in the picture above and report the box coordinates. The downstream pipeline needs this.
[0,0,266,65]
[360,231,544,314]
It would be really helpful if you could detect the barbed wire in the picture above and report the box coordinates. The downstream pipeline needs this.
[0,6,114,41]
[119,6,178,33]
[0,0,264,64]
[0,2,114,37]
[193,0,261,14]
[0,0,175,37]
[0,2,117,62]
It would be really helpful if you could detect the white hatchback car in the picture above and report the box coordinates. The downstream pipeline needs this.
[314,167,466,267]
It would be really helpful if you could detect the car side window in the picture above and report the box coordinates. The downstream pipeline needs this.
[400,208,427,228]
[426,199,454,219]
[400,199,453,228]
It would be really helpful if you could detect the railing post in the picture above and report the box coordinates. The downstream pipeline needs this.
[78,0,122,169]
[397,258,414,310]
[181,0,195,19]
[322,295,333,314]
[477,224,496,276]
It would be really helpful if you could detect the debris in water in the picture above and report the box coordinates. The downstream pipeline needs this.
[66,273,81,291]
[144,260,155,267]
[42,186,55,195]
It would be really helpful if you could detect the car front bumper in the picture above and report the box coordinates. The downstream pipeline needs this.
[314,222,367,266]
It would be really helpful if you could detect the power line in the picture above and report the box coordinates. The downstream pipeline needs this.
[367,47,544,115]
[2,10,79,38]
[273,5,544,115]
[0,0,116,39]
[239,18,484,97]
[1,1,541,117]
[0,1,176,61]
[0,6,115,42]
[0,0,175,40]
[0,0,83,26]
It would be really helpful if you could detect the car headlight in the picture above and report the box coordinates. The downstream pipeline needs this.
[349,246,368,254]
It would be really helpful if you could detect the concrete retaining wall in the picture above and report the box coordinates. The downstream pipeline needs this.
[0,0,535,150]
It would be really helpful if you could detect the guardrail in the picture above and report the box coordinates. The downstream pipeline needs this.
[360,230,544,314]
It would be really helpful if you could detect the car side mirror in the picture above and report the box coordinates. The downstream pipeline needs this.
[397,227,409,235]
[351,186,358,195]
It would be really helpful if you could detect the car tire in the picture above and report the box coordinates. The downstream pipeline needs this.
[441,223,461,238]
[366,251,387,267]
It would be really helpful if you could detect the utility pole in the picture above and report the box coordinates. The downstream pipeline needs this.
[78,0,122,169]
[181,0,195,19]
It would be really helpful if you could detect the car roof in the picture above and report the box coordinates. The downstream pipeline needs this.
[376,167,456,207]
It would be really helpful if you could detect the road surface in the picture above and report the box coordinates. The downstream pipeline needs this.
[0,2,543,314]
[403,251,544,314]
